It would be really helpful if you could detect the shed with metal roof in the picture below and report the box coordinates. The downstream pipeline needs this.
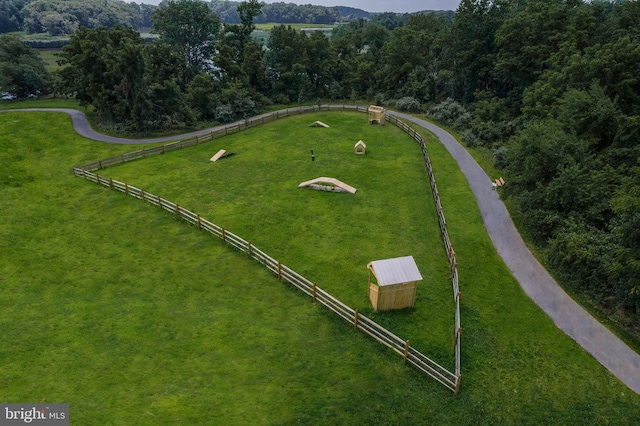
[367,256,422,311]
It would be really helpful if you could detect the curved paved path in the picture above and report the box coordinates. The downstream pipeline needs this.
[1,108,254,144]
[3,107,640,394]
[391,111,640,395]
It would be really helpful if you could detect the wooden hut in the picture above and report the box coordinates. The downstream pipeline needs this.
[354,140,366,155]
[367,256,422,311]
[368,105,385,125]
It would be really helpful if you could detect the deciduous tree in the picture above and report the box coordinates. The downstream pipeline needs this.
[0,34,48,98]
[151,0,220,83]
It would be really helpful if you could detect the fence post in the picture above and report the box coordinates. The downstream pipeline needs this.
[454,327,462,352]
[277,261,282,280]
[125,182,129,196]
[176,204,180,215]
[313,282,317,304]
[141,189,145,201]
[195,135,199,144]
[197,214,202,230]
[454,374,462,395]
[222,227,226,242]
[354,308,359,329]
[157,195,162,207]
[404,340,410,361]
[248,241,252,257]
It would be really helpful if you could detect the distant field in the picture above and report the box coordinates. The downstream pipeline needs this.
[15,26,328,53]
[38,49,62,72]
[254,23,335,31]
[2,109,640,424]
[30,31,156,73]
[252,23,334,43]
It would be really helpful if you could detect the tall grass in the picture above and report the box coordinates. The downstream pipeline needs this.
[1,111,639,424]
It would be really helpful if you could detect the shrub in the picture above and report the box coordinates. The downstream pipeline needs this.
[493,146,509,169]
[395,96,420,112]
[272,93,290,105]
[329,81,342,100]
[214,104,235,123]
[374,92,385,106]
[427,98,472,130]
[461,129,479,148]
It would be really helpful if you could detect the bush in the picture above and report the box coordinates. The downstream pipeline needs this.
[215,104,235,123]
[374,92,385,106]
[329,81,342,100]
[395,96,420,112]
[493,146,508,169]
[427,98,472,130]
[461,129,479,148]
[272,93,290,105]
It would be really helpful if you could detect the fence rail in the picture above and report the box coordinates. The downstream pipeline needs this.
[76,105,369,172]
[72,104,461,393]
[386,113,462,391]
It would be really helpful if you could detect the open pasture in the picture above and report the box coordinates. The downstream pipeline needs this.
[102,112,455,356]
[1,110,640,424]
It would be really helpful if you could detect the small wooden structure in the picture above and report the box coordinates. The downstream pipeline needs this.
[491,176,505,190]
[354,140,366,155]
[210,149,227,162]
[298,177,357,194]
[367,256,422,311]
[368,105,385,125]
[309,120,330,128]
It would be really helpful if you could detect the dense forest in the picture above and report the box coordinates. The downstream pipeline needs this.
[1,0,639,336]
[0,0,155,34]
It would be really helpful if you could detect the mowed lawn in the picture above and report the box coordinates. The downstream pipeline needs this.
[104,112,454,356]
[1,110,640,425]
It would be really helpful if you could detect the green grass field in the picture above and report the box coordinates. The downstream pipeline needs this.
[37,49,63,72]
[1,110,640,424]
[254,23,335,31]
[252,24,334,44]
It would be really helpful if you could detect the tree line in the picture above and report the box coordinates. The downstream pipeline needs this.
[1,0,639,331]
[1,0,391,35]
[0,0,154,35]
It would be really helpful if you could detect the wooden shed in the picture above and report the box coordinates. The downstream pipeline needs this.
[367,256,422,311]
[354,140,366,155]
[368,105,385,125]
